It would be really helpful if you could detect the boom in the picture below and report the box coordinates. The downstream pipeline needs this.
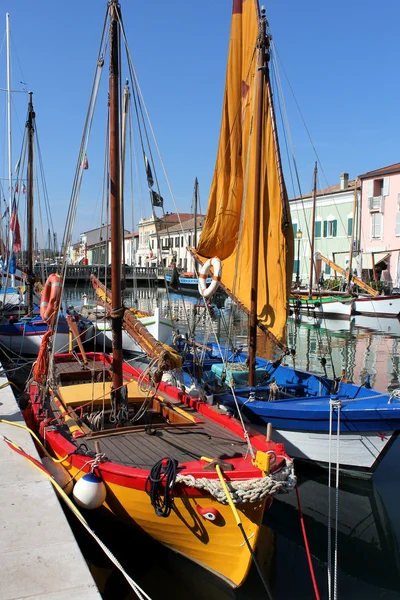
[315,252,378,296]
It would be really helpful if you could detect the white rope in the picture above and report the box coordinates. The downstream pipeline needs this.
[176,457,296,504]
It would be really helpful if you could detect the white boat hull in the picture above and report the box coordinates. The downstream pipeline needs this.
[270,428,395,474]
[0,331,71,355]
[353,295,400,318]
[94,307,173,353]
[0,322,95,355]
[289,299,353,321]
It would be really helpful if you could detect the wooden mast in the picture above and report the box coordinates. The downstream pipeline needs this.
[248,7,268,387]
[309,162,317,298]
[193,177,198,250]
[109,0,123,403]
[26,92,34,314]
[348,178,358,289]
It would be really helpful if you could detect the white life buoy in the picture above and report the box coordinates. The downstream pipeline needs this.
[198,257,222,299]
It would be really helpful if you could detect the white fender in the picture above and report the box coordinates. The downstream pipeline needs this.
[198,257,222,299]
[73,472,107,509]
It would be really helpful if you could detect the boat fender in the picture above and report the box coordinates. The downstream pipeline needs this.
[42,457,74,496]
[196,505,220,522]
[198,257,222,299]
[40,273,63,324]
[72,472,106,509]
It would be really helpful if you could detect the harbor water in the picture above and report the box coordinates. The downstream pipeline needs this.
[13,285,400,599]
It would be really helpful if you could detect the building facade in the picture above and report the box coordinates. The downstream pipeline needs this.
[68,225,135,265]
[359,162,400,288]
[289,173,360,286]
[136,213,199,268]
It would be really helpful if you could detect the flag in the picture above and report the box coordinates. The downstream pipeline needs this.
[22,184,26,194]
[81,152,89,170]
[148,239,153,259]
[9,251,16,275]
[2,206,9,219]
[151,190,163,208]
[15,183,18,193]
[145,154,154,188]
[10,199,21,252]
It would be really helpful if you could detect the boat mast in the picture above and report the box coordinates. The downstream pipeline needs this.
[193,177,198,250]
[309,162,317,298]
[348,179,358,289]
[26,92,34,313]
[109,0,123,402]
[248,7,268,388]
[6,13,13,285]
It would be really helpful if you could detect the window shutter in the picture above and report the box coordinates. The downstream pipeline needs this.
[325,263,331,275]
[293,223,297,237]
[382,177,389,196]
[396,212,400,236]
[368,180,373,199]
[348,217,353,236]
[323,220,327,237]
[333,220,338,237]
[315,221,322,238]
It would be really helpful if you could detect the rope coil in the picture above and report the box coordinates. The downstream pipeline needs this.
[176,457,296,504]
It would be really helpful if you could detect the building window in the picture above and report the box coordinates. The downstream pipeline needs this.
[175,237,179,248]
[347,217,353,236]
[181,236,184,247]
[323,219,337,238]
[371,213,382,239]
[151,239,154,249]
[325,263,331,275]
[293,223,298,237]
[314,220,322,238]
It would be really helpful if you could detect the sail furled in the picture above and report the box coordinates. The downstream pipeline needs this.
[194,0,294,343]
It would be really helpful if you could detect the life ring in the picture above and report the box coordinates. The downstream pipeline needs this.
[198,257,222,299]
[40,273,63,324]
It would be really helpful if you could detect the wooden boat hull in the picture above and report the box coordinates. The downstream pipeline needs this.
[29,353,292,588]
[289,296,353,320]
[352,295,400,318]
[54,450,265,587]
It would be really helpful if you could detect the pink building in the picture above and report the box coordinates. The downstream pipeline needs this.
[359,162,400,288]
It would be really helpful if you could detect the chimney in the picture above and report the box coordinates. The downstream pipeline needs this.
[340,172,349,190]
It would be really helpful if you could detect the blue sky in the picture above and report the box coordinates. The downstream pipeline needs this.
[0,0,399,245]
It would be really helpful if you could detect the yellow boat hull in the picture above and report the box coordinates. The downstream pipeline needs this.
[63,459,265,588]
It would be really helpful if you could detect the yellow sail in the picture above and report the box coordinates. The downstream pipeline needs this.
[194,0,294,343]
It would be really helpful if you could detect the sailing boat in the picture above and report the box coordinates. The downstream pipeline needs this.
[0,94,92,355]
[27,1,295,589]
[185,1,400,474]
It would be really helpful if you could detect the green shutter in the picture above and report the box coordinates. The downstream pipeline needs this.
[293,223,298,237]
[315,221,322,238]
[293,259,299,274]
[323,220,327,237]
[333,220,338,237]
[348,218,353,236]
[325,263,331,275]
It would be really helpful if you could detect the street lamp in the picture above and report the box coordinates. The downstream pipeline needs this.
[296,229,302,287]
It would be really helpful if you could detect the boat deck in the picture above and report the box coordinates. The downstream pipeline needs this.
[83,420,247,468]
[51,358,249,468]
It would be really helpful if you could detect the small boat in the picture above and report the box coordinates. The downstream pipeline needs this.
[182,343,400,475]
[352,294,400,318]
[26,2,295,589]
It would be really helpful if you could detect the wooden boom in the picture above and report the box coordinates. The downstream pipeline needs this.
[315,253,378,296]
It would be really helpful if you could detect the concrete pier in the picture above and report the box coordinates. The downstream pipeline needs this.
[0,367,101,600]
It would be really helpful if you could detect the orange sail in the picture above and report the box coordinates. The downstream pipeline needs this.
[193,0,294,344]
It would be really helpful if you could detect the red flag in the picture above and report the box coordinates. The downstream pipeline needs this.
[22,184,26,194]
[10,199,21,252]
[82,152,89,170]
